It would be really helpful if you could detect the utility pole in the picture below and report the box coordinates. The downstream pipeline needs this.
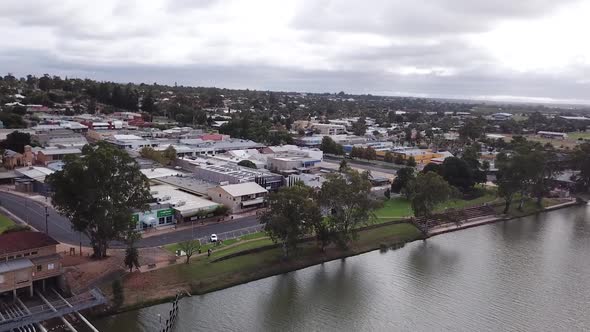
[45,206,49,234]
[25,198,28,224]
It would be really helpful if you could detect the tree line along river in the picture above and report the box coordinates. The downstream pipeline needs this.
[87,205,590,332]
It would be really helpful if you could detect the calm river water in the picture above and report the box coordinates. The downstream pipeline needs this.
[90,205,590,331]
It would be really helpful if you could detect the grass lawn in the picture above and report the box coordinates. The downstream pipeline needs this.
[122,223,422,307]
[493,197,562,218]
[0,214,14,234]
[374,188,497,220]
[239,232,266,241]
[568,132,590,140]
[437,191,497,211]
[374,197,413,219]
[163,232,268,255]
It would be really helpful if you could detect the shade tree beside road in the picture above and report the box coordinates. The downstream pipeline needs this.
[47,142,152,259]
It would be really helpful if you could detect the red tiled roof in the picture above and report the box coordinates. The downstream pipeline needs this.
[0,231,59,254]
[200,134,224,141]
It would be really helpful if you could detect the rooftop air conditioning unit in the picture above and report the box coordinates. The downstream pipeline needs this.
[161,195,171,201]
[177,201,186,207]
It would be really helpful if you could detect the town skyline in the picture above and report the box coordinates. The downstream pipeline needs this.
[1,0,590,104]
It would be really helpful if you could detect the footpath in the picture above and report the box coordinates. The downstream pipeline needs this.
[136,237,268,273]
[427,198,579,237]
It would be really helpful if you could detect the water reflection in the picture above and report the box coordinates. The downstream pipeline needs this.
[90,206,590,332]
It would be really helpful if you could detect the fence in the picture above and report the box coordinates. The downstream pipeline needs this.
[195,224,263,245]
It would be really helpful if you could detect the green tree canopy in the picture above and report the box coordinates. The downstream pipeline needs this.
[320,136,344,155]
[440,157,476,192]
[573,142,590,190]
[259,185,321,257]
[383,151,394,163]
[319,169,375,247]
[351,117,367,136]
[409,172,453,224]
[391,167,415,198]
[47,142,152,258]
[459,118,485,141]
[237,160,257,169]
[0,131,31,153]
[178,240,201,264]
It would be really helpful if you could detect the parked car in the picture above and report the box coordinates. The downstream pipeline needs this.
[210,234,218,242]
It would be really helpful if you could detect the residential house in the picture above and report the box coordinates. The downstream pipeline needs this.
[2,146,35,170]
[0,231,62,298]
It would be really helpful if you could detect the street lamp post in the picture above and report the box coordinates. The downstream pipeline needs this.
[45,206,49,234]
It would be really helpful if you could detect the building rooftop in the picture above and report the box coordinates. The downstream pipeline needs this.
[198,163,272,180]
[15,166,55,182]
[0,231,59,254]
[150,184,220,217]
[38,148,82,155]
[0,259,34,274]
[219,182,268,197]
[396,149,434,156]
[152,176,217,196]
[538,131,568,136]
[113,134,143,140]
[559,116,590,121]
[140,168,187,179]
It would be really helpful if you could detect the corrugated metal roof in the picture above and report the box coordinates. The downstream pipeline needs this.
[219,182,267,197]
[0,259,33,273]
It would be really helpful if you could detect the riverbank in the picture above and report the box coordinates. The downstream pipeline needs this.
[95,197,580,316]
[97,222,423,314]
[89,204,590,332]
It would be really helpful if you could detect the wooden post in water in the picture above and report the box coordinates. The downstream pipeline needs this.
[161,293,181,332]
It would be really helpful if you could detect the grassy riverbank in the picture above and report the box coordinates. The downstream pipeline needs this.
[494,197,563,218]
[375,187,497,220]
[162,232,268,254]
[105,222,422,312]
[99,195,573,314]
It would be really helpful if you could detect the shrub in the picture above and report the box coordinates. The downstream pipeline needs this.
[213,205,230,216]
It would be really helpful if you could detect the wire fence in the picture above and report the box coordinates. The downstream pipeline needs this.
[196,224,264,245]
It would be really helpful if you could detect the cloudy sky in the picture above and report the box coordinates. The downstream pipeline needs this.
[1,0,589,104]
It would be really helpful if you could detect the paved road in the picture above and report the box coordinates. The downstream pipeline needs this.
[323,156,399,175]
[0,191,260,248]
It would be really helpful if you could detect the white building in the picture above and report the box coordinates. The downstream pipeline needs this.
[207,182,268,213]
[310,123,346,135]
[150,184,221,222]
[538,131,568,139]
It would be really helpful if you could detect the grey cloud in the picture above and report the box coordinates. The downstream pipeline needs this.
[5,49,590,104]
[291,0,582,37]
[0,0,588,104]
[165,0,220,12]
[335,39,490,69]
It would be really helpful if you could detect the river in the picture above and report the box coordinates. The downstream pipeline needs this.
[89,205,590,331]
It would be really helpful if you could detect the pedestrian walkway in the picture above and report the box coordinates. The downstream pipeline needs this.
[137,235,268,273]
